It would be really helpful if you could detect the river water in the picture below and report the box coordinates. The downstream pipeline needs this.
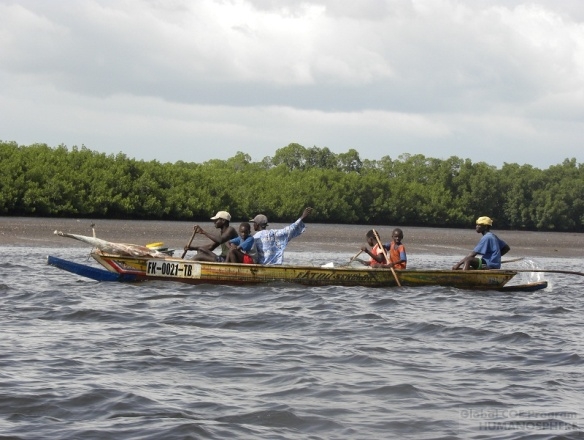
[0,218,583,439]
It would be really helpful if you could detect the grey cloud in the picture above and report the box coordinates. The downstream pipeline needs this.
[0,0,583,168]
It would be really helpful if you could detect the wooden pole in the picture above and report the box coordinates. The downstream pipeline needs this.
[512,269,584,277]
[372,229,401,287]
[180,228,198,259]
[501,257,524,264]
[348,249,363,264]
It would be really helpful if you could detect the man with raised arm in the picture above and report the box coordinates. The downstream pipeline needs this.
[250,207,313,265]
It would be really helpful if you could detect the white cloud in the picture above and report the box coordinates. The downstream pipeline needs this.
[1,0,583,168]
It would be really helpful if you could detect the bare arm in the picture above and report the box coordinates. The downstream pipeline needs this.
[300,207,313,221]
[452,251,478,270]
[193,225,216,242]
[186,226,237,251]
[381,258,406,268]
[360,245,386,264]
[370,249,386,263]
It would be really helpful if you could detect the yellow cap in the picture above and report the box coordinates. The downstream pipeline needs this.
[476,216,493,226]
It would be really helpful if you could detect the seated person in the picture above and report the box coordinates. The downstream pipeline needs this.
[226,222,258,264]
[452,216,510,270]
[250,207,312,265]
[385,228,407,269]
[361,230,389,266]
[184,211,238,262]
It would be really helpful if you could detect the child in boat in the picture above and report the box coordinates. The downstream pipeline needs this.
[386,228,407,269]
[226,222,258,264]
[361,230,389,266]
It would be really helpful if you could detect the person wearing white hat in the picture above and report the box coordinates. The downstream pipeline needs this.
[452,216,510,270]
[185,210,238,262]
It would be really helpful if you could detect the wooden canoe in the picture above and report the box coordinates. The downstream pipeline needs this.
[47,230,552,291]
[65,251,522,289]
[47,254,549,292]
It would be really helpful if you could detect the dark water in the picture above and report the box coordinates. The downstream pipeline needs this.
[1,223,583,439]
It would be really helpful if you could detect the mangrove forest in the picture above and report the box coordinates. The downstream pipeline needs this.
[1,141,583,231]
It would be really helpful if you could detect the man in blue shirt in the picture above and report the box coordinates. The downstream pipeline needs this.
[452,216,510,270]
[250,207,313,265]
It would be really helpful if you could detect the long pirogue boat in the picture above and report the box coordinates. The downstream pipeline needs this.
[47,251,527,290]
[47,230,548,291]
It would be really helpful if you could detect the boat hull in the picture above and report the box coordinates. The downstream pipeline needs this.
[498,280,548,292]
[89,251,517,289]
[47,255,141,282]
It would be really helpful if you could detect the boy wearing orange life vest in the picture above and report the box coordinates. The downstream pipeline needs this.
[386,228,407,269]
[361,230,389,266]
[361,229,407,269]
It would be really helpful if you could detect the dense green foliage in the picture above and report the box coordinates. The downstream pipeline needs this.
[1,141,583,231]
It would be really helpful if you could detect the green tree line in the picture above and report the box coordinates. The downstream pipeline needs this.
[1,141,583,231]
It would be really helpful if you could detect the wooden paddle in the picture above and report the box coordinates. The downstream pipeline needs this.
[372,229,401,287]
[512,269,584,277]
[348,249,363,264]
[501,257,524,264]
[180,229,198,259]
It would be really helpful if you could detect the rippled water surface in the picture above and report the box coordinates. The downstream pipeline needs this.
[1,222,583,439]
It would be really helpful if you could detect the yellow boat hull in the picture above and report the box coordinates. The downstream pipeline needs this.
[92,251,517,289]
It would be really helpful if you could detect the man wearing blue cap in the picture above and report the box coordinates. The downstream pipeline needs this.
[452,216,510,270]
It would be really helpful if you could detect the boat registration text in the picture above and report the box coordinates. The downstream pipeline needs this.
[146,260,201,279]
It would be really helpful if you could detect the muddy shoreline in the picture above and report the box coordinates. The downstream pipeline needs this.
[1,217,582,259]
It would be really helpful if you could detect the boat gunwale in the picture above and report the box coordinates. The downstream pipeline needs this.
[92,250,518,275]
[90,251,518,289]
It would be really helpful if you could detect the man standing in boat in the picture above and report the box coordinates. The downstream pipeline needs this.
[452,216,510,270]
[185,211,238,262]
[250,207,313,265]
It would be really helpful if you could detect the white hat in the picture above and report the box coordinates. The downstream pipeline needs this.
[210,211,231,221]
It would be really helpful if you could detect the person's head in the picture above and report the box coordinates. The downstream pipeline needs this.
[365,230,376,247]
[239,222,251,240]
[475,216,493,233]
[391,228,404,243]
[211,211,231,228]
[250,214,268,231]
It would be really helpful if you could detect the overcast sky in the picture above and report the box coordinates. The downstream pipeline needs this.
[1,0,583,168]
